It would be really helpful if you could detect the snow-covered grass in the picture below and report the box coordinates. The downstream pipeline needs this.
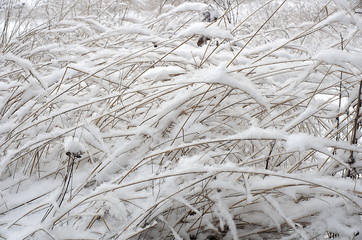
[1,0,362,239]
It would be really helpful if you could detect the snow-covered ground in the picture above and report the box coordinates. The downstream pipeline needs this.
[1,0,362,239]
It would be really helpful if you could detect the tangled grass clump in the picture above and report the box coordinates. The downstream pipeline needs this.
[0,0,362,239]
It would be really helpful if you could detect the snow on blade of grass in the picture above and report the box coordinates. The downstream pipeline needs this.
[210,193,238,240]
[178,22,234,39]
[177,64,270,109]
[3,53,47,89]
[160,2,208,16]
[315,49,362,69]
[142,66,186,80]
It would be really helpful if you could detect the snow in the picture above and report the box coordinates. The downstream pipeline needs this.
[160,2,208,17]
[211,193,238,240]
[315,49,362,70]
[0,82,21,91]
[142,66,185,80]
[179,22,234,39]
[63,136,86,155]
[4,53,47,89]
[1,0,362,239]
[179,64,270,109]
